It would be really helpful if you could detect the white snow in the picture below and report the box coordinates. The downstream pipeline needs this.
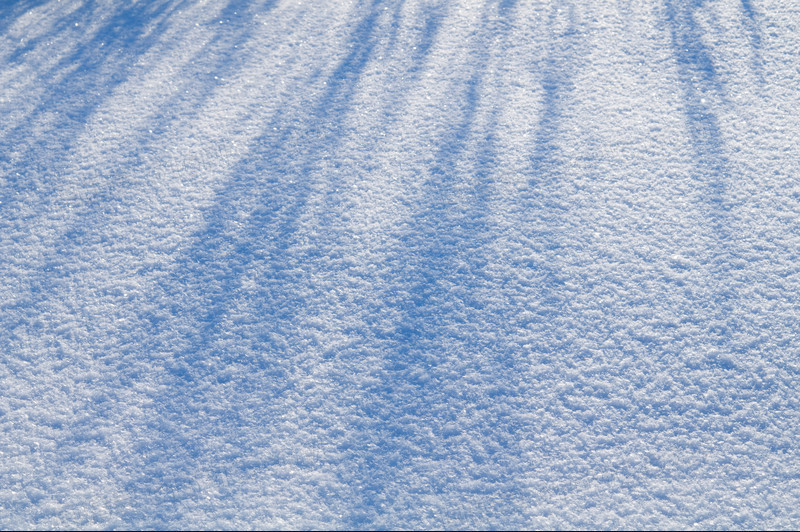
[1,0,800,528]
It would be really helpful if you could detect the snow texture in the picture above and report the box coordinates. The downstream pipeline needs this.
[1,0,800,529]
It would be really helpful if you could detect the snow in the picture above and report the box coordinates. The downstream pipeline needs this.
[1,0,800,528]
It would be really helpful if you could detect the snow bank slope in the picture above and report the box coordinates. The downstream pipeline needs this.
[1,0,800,528]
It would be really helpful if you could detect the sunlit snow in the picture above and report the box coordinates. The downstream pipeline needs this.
[1,0,799,529]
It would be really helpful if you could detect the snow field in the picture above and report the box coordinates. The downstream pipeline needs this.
[1,0,800,528]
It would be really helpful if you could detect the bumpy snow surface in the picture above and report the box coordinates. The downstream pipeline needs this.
[2,0,800,529]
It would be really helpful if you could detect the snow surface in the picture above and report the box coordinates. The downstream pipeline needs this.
[1,0,800,529]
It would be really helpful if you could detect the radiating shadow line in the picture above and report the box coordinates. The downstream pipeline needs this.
[1,1,280,526]
[0,0,270,225]
[337,1,552,527]
[6,0,178,64]
[739,0,765,84]
[349,119,508,529]
[0,0,193,206]
[498,0,519,18]
[510,2,628,471]
[663,1,758,368]
[0,0,50,39]
[1,0,273,346]
[153,0,399,372]
[0,0,250,362]
[0,1,214,523]
[663,1,733,240]
[360,0,447,143]
[116,1,411,526]
[522,2,582,349]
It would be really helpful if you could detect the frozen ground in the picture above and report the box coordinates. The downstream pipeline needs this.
[1,0,800,528]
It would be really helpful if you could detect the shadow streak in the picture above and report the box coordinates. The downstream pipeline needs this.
[739,0,764,83]
[664,0,733,240]
[0,0,278,526]
[1,0,274,366]
[118,0,415,526]
[336,1,560,527]
[0,0,50,37]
